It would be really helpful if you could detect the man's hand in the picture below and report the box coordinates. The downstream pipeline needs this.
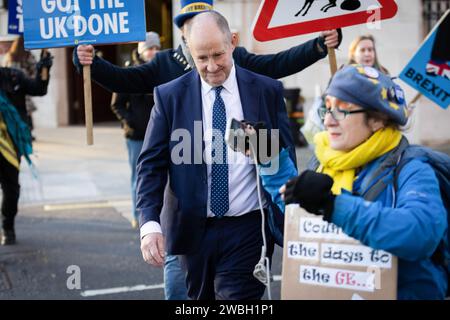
[77,45,95,66]
[37,52,54,73]
[321,29,341,49]
[140,232,165,267]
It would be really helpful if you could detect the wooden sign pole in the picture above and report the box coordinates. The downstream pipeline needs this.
[83,65,94,145]
[328,47,338,76]
[409,93,422,106]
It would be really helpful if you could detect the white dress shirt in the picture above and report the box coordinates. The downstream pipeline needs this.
[140,63,265,238]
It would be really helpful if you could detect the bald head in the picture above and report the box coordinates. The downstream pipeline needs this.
[186,11,236,87]
[187,11,232,45]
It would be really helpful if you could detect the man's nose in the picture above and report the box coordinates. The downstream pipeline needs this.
[206,59,218,72]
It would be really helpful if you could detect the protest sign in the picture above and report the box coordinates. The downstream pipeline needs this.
[8,0,23,35]
[23,0,146,144]
[23,0,146,49]
[253,0,398,75]
[281,206,398,300]
[399,10,449,109]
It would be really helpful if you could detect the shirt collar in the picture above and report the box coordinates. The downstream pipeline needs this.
[200,62,237,95]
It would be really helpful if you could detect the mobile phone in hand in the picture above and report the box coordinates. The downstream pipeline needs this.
[226,118,249,154]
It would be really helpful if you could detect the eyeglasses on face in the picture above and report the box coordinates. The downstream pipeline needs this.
[318,105,366,121]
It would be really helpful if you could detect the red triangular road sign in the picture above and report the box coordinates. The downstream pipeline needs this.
[253,0,398,41]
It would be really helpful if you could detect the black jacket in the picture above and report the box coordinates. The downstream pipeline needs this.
[111,91,154,140]
[0,67,49,126]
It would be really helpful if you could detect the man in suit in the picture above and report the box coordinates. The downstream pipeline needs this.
[137,11,297,300]
[75,0,340,301]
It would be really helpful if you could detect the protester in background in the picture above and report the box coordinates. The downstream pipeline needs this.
[74,0,341,301]
[0,59,51,245]
[348,34,389,74]
[257,65,448,299]
[2,36,39,139]
[111,32,161,230]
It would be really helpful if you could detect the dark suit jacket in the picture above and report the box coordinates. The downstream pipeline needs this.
[136,66,295,255]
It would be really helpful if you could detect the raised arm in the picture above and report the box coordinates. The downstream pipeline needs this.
[234,30,341,79]
[73,45,162,94]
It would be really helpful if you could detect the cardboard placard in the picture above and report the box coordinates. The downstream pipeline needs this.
[281,206,397,300]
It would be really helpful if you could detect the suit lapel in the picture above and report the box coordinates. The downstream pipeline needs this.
[236,66,260,123]
[183,70,203,124]
[182,71,205,163]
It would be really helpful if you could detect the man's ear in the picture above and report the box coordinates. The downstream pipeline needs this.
[231,33,239,50]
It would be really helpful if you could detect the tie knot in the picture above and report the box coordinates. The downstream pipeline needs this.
[214,86,224,96]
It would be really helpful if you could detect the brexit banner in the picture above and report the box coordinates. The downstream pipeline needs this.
[399,10,450,109]
[8,0,23,34]
[23,0,146,49]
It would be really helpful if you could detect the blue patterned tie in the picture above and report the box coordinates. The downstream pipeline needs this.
[211,86,229,217]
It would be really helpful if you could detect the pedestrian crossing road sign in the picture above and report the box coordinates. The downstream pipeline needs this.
[253,0,398,41]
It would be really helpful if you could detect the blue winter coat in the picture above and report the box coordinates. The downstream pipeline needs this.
[260,148,448,300]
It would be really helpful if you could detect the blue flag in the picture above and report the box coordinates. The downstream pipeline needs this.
[399,10,450,109]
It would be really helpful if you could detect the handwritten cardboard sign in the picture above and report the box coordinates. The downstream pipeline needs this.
[281,206,398,300]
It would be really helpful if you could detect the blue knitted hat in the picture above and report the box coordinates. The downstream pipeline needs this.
[326,65,408,125]
[174,0,214,28]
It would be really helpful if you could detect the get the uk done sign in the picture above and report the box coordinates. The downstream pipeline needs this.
[23,0,146,49]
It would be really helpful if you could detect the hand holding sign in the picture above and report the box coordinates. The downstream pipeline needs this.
[320,29,341,75]
[77,45,95,66]
[23,0,146,145]
[75,45,95,144]
[37,49,53,81]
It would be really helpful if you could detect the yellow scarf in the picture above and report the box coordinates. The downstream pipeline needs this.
[0,114,19,169]
[314,127,402,194]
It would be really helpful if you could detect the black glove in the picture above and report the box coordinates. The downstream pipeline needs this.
[36,53,54,74]
[284,170,335,222]
[0,67,24,93]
